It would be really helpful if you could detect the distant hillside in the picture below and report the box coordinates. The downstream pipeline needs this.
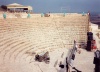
[90,12,100,25]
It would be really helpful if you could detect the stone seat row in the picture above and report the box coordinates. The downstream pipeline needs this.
[0,36,65,62]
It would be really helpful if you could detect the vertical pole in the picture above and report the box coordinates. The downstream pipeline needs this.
[88,11,90,32]
[66,57,70,72]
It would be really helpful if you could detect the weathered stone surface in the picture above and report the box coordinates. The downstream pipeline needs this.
[0,13,89,72]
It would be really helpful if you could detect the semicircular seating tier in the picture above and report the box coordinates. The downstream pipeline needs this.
[0,13,89,72]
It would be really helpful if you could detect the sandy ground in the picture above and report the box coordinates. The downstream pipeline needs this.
[27,48,95,72]
[22,48,95,72]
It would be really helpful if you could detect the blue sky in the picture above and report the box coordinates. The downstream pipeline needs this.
[0,0,100,13]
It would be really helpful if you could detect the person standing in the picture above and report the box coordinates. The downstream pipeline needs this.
[3,12,6,19]
[27,13,31,18]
